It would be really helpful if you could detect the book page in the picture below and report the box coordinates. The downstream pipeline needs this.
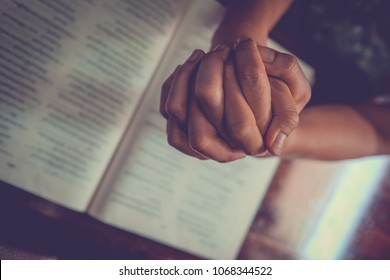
[89,0,280,259]
[0,0,187,211]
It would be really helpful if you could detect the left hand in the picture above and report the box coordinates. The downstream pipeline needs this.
[160,41,311,161]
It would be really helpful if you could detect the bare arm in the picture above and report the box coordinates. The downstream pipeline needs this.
[283,104,390,160]
[212,0,293,47]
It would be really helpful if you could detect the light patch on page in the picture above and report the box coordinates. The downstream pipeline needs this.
[301,156,388,259]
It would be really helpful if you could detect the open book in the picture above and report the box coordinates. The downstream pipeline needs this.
[0,0,312,259]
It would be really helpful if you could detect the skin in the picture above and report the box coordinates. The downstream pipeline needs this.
[212,0,294,47]
[160,0,390,161]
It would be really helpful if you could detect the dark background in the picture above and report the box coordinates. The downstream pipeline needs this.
[272,0,390,105]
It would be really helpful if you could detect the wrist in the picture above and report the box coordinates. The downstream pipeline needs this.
[212,0,293,49]
[211,22,268,49]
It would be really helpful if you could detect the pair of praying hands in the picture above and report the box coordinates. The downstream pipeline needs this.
[160,38,311,162]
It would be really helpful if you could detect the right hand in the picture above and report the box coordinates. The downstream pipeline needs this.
[160,41,311,161]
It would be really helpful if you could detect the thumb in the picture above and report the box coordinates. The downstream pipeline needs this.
[257,46,311,112]
[266,77,299,156]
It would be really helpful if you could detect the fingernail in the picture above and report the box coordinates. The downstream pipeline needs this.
[273,132,287,155]
[258,47,276,64]
[237,36,251,43]
[212,44,227,51]
[234,36,252,49]
[255,150,268,157]
[186,50,202,62]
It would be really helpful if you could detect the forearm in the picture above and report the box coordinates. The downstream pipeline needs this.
[212,0,293,47]
[283,104,390,160]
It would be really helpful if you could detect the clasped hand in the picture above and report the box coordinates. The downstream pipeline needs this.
[160,38,311,162]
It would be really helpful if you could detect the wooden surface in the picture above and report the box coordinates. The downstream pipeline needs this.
[1,158,389,260]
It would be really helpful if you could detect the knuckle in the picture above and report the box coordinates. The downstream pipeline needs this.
[194,85,209,101]
[194,86,220,108]
[175,63,192,77]
[189,135,211,154]
[241,67,266,85]
[159,104,168,118]
[228,123,252,141]
[161,79,171,93]
[270,77,288,91]
[166,102,185,122]
[228,123,264,155]
[167,133,181,149]
[294,80,312,108]
[283,54,299,74]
